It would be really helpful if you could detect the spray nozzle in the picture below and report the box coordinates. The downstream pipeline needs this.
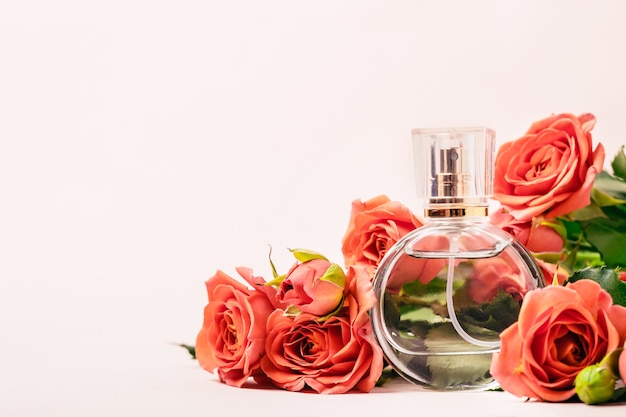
[412,127,495,214]
[436,147,469,199]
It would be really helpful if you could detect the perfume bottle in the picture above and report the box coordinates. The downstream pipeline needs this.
[370,127,545,391]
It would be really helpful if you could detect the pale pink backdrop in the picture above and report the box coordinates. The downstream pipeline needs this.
[1,1,625,416]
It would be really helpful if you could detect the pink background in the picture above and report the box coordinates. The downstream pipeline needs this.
[1,1,625,415]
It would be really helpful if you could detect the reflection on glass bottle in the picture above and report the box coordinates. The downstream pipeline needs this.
[370,127,545,391]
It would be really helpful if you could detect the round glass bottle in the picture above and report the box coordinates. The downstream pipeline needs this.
[370,127,545,391]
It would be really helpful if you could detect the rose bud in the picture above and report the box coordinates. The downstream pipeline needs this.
[276,249,347,318]
[575,363,616,405]
[575,348,623,405]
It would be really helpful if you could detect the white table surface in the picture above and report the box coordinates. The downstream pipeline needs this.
[4,342,623,417]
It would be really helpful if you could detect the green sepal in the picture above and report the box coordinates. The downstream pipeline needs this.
[611,146,626,181]
[283,305,302,316]
[600,347,623,378]
[316,295,346,322]
[265,244,285,286]
[567,266,626,307]
[265,273,286,287]
[267,245,279,279]
[532,252,565,264]
[288,248,329,263]
[542,218,568,240]
[319,263,346,288]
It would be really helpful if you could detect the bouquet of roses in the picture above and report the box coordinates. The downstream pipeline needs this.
[189,112,626,402]
[484,113,626,404]
[192,248,383,394]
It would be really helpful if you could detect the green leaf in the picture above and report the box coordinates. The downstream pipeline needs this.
[592,171,626,205]
[400,307,446,324]
[567,266,626,307]
[592,188,626,208]
[288,248,328,263]
[569,250,604,271]
[401,277,459,306]
[579,212,626,268]
[612,146,626,181]
[319,263,346,288]
[403,277,447,296]
[561,249,577,273]
[177,343,196,359]
[375,367,400,387]
[383,292,401,332]
[560,218,583,242]
[612,386,626,402]
[557,217,604,271]
[567,203,606,221]
[425,323,493,388]
[458,290,521,333]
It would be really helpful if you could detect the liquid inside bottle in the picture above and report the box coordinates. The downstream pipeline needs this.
[370,127,545,390]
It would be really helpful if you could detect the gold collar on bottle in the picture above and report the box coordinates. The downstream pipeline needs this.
[425,207,488,218]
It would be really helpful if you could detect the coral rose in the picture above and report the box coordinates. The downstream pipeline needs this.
[493,113,605,222]
[195,268,276,387]
[491,207,567,284]
[342,195,423,276]
[384,234,448,291]
[277,258,346,317]
[490,208,564,254]
[490,280,626,402]
[261,265,383,393]
[466,257,528,304]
